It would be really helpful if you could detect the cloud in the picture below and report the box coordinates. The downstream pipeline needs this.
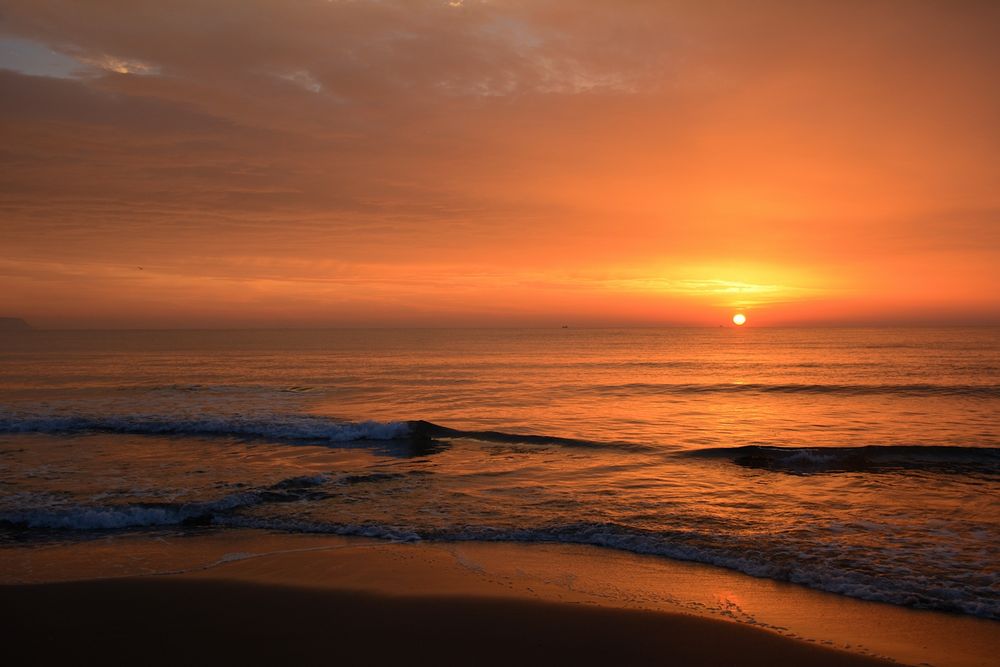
[0,1,998,325]
[75,53,159,75]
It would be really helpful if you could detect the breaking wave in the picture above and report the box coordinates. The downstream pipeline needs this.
[0,474,330,531]
[0,414,650,452]
[3,499,995,618]
[0,413,411,443]
[0,472,414,531]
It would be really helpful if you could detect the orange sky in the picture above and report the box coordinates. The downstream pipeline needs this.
[1,0,998,327]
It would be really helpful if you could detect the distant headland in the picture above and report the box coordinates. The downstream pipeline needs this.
[0,317,32,331]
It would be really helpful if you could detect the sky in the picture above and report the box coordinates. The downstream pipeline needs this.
[1,0,998,328]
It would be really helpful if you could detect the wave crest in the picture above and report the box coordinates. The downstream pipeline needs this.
[0,413,411,443]
[684,444,1000,475]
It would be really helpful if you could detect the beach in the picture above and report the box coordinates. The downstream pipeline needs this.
[1,328,997,665]
[4,2,998,664]
[4,530,998,666]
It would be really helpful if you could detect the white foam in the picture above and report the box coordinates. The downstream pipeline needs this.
[0,413,411,443]
[0,491,259,530]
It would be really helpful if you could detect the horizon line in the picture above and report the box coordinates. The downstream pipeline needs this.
[6,323,1000,332]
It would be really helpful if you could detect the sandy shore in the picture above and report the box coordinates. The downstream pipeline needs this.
[2,532,997,666]
[4,577,891,666]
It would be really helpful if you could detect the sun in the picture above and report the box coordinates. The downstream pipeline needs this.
[732,313,747,326]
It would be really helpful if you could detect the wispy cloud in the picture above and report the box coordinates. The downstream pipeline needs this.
[0,1,997,326]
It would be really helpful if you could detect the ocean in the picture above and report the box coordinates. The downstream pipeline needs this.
[1,327,997,618]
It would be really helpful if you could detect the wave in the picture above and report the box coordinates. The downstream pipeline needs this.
[0,472,406,531]
[406,420,649,451]
[0,413,411,443]
[403,522,997,619]
[0,413,650,453]
[4,503,994,618]
[684,444,1000,475]
[593,382,1000,398]
[0,493,262,531]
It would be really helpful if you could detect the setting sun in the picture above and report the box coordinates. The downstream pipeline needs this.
[0,5,998,666]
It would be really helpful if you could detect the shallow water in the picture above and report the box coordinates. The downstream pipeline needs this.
[1,328,997,617]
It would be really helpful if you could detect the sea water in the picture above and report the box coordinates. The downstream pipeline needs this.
[0,327,997,617]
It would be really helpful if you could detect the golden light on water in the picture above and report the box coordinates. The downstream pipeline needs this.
[732,313,747,326]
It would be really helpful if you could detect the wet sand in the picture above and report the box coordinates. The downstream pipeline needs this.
[4,579,893,667]
[2,532,996,666]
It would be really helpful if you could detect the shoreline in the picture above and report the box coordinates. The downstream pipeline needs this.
[3,530,998,666]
